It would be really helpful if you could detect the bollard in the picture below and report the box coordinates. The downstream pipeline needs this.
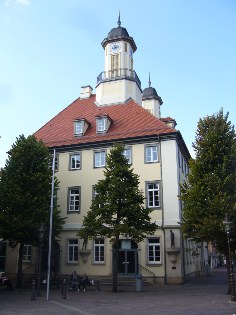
[61,278,67,299]
[31,279,36,300]
[135,274,143,292]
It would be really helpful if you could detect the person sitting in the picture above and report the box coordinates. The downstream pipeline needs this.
[70,271,79,291]
[78,273,88,292]
[0,273,13,291]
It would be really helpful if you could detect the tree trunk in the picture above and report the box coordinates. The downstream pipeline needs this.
[112,238,119,292]
[16,243,24,288]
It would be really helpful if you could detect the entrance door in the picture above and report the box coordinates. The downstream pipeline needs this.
[118,250,137,275]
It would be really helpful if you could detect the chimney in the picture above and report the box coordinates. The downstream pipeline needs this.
[80,85,93,99]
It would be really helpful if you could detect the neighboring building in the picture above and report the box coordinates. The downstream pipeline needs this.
[4,17,208,284]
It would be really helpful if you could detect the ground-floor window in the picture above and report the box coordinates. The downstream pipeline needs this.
[147,237,161,264]
[23,245,32,262]
[94,238,105,263]
[68,239,79,263]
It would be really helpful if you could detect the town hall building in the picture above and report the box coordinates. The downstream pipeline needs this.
[3,16,209,285]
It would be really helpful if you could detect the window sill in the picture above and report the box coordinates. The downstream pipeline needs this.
[68,211,80,214]
[92,262,105,265]
[66,262,79,266]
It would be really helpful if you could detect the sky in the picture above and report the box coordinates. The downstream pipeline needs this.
[0,0,236,168]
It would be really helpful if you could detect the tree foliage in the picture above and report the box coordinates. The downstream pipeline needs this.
[0,135,66,287]
[180,110,236,254]
[78,143,156,291]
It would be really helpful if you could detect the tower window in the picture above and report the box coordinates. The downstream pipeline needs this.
[111,54,120,78]
[124,43,127,52]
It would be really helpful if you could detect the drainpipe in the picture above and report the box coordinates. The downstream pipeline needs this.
[162,227,167,284]
[159,136,167,284]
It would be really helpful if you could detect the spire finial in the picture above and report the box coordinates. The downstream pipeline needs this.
[148,72,151,87]
[117,11,121,27]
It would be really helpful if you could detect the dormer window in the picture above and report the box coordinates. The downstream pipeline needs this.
[96,114,112,134]
[74,121,83,135]
[97,118,106,132]
[74,118,90,137]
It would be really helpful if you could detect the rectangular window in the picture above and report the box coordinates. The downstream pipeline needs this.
[23,245,32,262]
[185,163,189,175]
[93,186,99,199]
[50,154,59,172]
[94,238,105,263]
[147,182,160,208]
[148,238,161,264]
[123,148,132,164]
[145,145,158,163]
[124,43,127,52]
[178,150,181,168]
[97,118,106,132]
[111,54,119,70]
[68,187,80,212]
[70,154,81,170]
[68,239,79,263]
[111,54,120,77]
[74,121,83,135]
[94,151,106,168]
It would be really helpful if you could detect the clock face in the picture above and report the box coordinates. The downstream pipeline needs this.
[111,43,121,54]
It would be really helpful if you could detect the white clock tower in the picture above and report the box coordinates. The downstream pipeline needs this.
[96,15,142,106]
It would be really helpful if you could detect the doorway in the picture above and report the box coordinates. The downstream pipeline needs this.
[118,240,138,275]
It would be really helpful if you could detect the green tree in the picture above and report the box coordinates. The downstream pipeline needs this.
[78,143,156,292]
[0,135,65,288]
[180,109,236,255]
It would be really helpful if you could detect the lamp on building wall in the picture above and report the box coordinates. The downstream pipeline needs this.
[36,224,44,297]
[223,215,236,302]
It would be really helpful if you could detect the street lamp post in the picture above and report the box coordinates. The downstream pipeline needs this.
[36,224,44,297]
[223,216,236,302]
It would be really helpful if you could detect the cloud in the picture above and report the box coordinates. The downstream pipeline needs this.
[16,0,30,6]
[4,0,30,7]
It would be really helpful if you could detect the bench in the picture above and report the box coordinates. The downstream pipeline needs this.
[86,279,101,291]
[68,278,101,291]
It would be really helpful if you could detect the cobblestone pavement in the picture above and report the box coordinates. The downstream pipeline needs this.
[0,267,236,315]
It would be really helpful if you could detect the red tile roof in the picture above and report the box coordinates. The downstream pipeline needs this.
[35,95,177,148]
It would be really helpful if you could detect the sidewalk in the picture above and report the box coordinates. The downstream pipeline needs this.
[0,267,235,315]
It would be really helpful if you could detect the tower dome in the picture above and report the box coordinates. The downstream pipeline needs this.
[142,75,163,104]
[101,14,137,52]
[142,74,163,118]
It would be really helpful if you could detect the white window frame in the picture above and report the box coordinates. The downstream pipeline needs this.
[23,245,32,263]
[68,187,80,212]
[93,238,105,264]
[92,186,99,199]
[147,237,161,264]
[145,145,158,163]
[50,154,59,172]
[70,153,81,170]
[146,181,160,208]
[67,239,79,263]
[97,118,106,132]
[123,147,132,164]
[94,150,106,168]
[74,121,83,135]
